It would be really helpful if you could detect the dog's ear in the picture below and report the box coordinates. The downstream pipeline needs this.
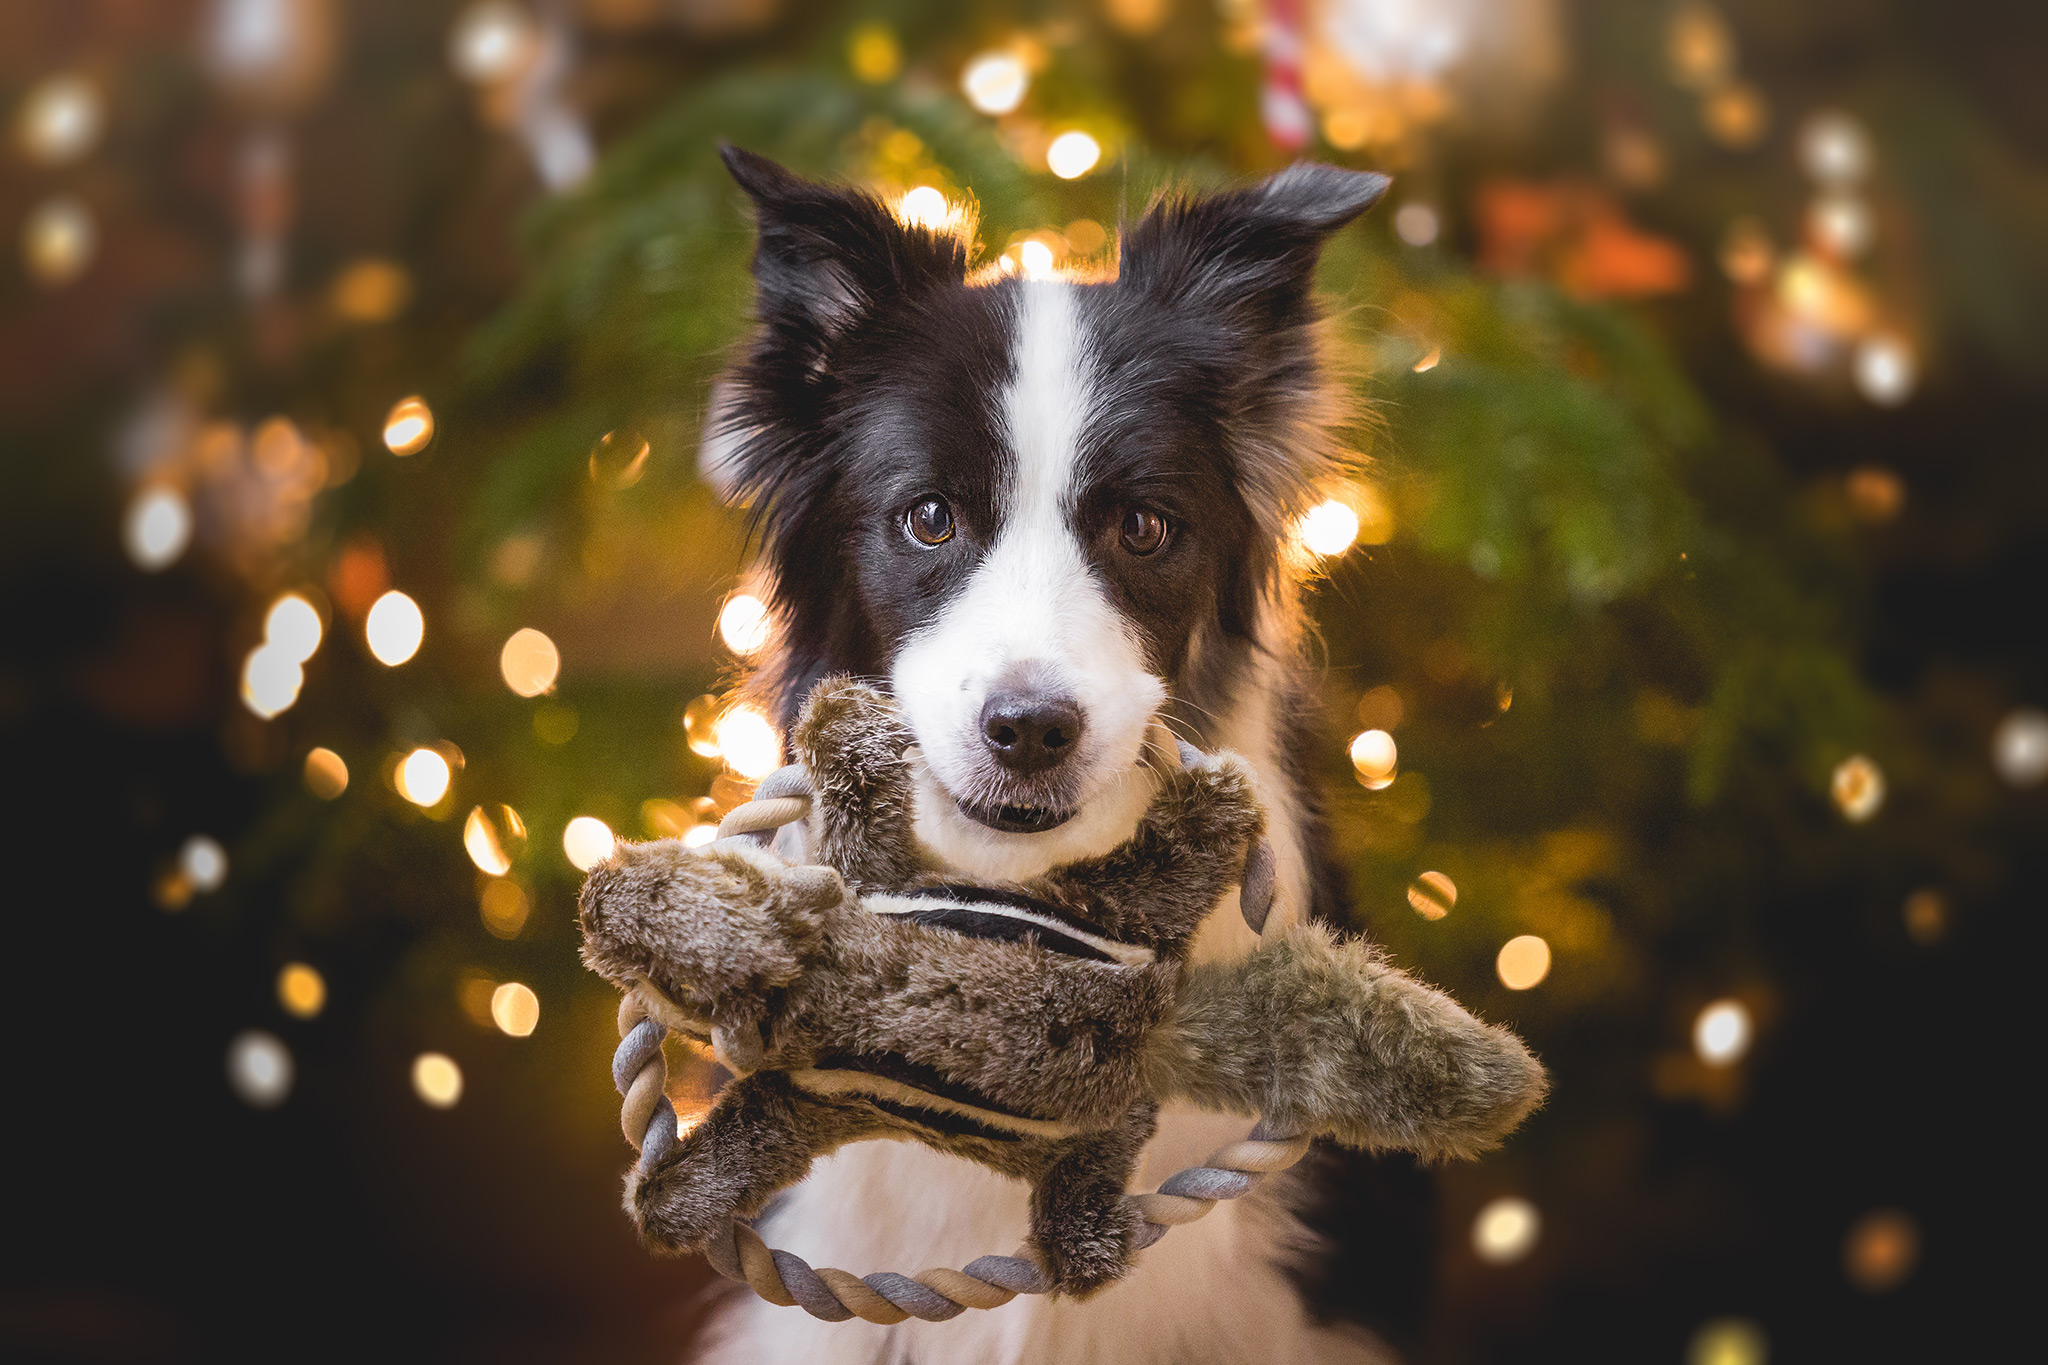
[721,145,969,348]
[1117,163,1389,323]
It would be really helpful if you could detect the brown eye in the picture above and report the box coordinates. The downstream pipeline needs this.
[1119,508,1168,556]
[906,497,954,546]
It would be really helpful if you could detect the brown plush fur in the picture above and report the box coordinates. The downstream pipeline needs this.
[579,678,1546,1297]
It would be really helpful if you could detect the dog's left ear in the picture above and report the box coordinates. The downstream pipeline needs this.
[1117,163,1389,324]
[721,144,969,351]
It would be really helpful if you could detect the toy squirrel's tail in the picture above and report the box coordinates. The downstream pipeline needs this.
[1149,923,1548,1161]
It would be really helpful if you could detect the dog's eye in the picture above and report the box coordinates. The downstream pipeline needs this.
[905,497,955,547]
[1119,508,1169,556]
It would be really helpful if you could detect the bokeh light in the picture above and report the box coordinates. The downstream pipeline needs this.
[961,52,1028,115]
[1991,707,2048,787]
[1842,1208,1919,1292]
[1298,499,1361,557]
[180,835,228,893]
[241,641,304,718]
[365,590,424,665]
[264,593,324,664]
[22,197,96,286]
[490,981,540,1037]
[479,879,530,939]
[1806,194,1873,260]
[499,627,560,697]
[1472,1196,1541,1263]
[227,1030,293,1108]
[1350,729,1398,787]
[122,486,193,571]
[15,73,105,165]
[898,186,950,231]
[1830,754,1885,822]
[1046,131,1102,180]
[1394,203,1440,246]
[1693,999,1753,1066]
[411,1052,463,1108]
[303,747,349,799]
[683,823,719,849]
[588,430,650,488]
[714,705,781,780]
[1902,887,1948,945]
[562,815,615,871]
[397,747,452,807]
[1845,466,1904,524]
[381,396,435,455]
[1497,935,1552,990]
[1018,238,1056,279]
[717,594,772,657]
[847,23,902,84]
[1852,334,1916,406]
[1408,870,1456,920]
[331,257,412,323]
[1687,1317,1767,1365]
[277,962,326,1018]
[463,803,526,875]
[1799,110,1873,187]
[448,1,538,85]
[684,694,723,757]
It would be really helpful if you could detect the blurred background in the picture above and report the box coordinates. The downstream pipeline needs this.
[2,0,2040,1360]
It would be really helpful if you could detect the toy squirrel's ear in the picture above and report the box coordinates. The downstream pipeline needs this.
[1117,163,1389,326]
[720,145,970,353]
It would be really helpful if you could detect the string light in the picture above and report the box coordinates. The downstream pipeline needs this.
[562,815,615,871]
[1496,935,1552,990]
[1798,110,1872,187]
[123,486,193,571]
[397,747,451,807]
[683,823,719,849]
[489,981,540,1037]
[589,430,650,488]
[330,257,411,323]
[1806,194,1873,260]
[684,694,723,758]
[303,747,349,799]
[1046,131,1102,180]
[1349,729,1397,788]
[381,396,434,455]
[1471,1196,1540,1263]
[898,187,950,231]
[15,73,105,165]
[962,52,1028,115]
[847,23,902,84]
[448,1,538,85]
[227,1030,293,1107]
[1692,999,1752,1066]
[1830,754,1885,822]
[277,962,326,1018]
[22,196,96,286]
[1687,1318,1767,1365]
[1845,467,1904,524]
[241,641,304,718]
[713,705,781,780]
[463,804,526,875]
[1992,707,2048,787]
[1298,499,1362,557]
[1018,239,1057,279]
[1902,887,1948,945]
[479,879,529,938]
[1852,334,1916,406]
[264,592,324,664]
[411,1052,463,1107]
[1394,204,1440,247]
[1842,1208,1919,1293]
[717,595,772,657]
[181,835,229,893]
[499,627,560,696]
[365,589,424,665]
[1407,870,1456,920]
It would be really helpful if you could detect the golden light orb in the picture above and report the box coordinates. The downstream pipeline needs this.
[381,396,434,456]
[16,73,105,166]
[1046,131,1102,180]
[1902,887,1948,945]
[898,186,950,231]
[490,981,540,1037]
[1830,754,1885,822]
[1692,998,1753,1066]
[1017,238,1057,279]
[1298,499,1361,558]
[123,486,192,571]
[411,1052,463,1108]
[463,803,527,876]
[364,589,424,665]
[1349,729,1398,785]
[397,747,452,808]
[588,429,650,488]
[1852,334,1916,407]
[717,594,772,657]
[331,257,411,323]
[847,23,902,84]
[479,879,530,939]
[1702,83,1769,149]
[499,626,560,697]
[683,823,719,849]
[563,815,616,871]
[240,642,305,719]
[684,694,723,758]
[714,705,782,780]
[1798,110,1873,188]
[1665,3,1734,91]
[303,747,349,799]
[961,52,1028,115]
[1687,1318,1767,1365]
[277,962,326,1018]
[448,1,539,85]
[1993,707,2048,787]
[264,592,324,665]
[1842,1208,1919,1293]
[1471,1196,1541,1264]
[1407,870,1457,920]
[1496,935,1552,990]
[23,196,96,287]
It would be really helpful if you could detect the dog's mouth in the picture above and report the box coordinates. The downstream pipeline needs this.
[952,797,1076,835]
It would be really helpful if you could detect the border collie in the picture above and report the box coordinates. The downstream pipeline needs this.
[698,145,1394,1365]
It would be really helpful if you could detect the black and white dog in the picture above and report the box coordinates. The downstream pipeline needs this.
[699,146,1397,1364]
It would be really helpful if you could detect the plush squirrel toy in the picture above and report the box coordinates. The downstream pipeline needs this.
[579,678,1545,1296]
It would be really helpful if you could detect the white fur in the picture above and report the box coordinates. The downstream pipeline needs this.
[892,281,1165,883]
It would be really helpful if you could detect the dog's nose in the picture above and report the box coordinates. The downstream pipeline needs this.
[980,691,1084,774]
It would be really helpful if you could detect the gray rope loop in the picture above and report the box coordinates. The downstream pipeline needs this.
[611,774,1314,1321]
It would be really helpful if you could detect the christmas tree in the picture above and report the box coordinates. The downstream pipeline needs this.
[5,0,2039,1358]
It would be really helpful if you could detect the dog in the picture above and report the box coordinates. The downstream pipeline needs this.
[694,145,1401,1364]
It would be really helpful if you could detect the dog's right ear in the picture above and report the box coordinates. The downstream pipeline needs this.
[721,145,968,350]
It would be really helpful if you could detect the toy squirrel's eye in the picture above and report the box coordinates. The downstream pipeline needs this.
[1119,508,1169,556]
[905,497,955,547]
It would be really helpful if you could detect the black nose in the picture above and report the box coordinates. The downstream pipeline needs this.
[980,691,1084,774]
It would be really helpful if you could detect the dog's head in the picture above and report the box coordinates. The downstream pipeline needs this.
[714,147,1385,878]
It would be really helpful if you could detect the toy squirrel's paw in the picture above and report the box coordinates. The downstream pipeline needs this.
[791,675,922,889]
[1029,1126,1150,1297]
[578,837,842,1030]
[1146,745,1265,851]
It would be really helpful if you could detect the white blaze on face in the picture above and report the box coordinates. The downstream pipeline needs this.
[891,281,1165,881]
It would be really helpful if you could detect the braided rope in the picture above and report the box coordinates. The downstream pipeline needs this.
[610,765,1308,1321]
